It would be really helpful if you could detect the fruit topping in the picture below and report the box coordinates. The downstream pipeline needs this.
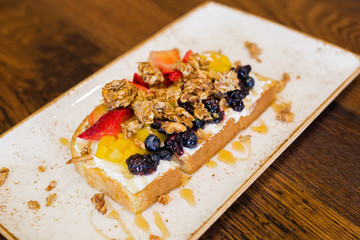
[79,108,132,140]
[157,147,174,160]
[164,135,184,156]
[202,96,225,123]
[126,153,160,175]
[88,104,108,126]
[243,76,255,89]
[133,73,149,88]
[145,134,161,152]
[191,118,206,131]
[182,50,193,63]
[147,49,180,74]
[168,70,183,82]
[235,65,251,80]
[183,131,198,149]
[208,52,232,73]
[225,90,245,112]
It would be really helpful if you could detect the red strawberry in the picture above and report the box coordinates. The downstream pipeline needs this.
[147,49,180,74]
[133,73,149,88]
[79,108,132,140]
[88,104,108,126]
[168,70,183,82]
[125,79,153,94]
[183,50,193,63]
[163,74,173,87]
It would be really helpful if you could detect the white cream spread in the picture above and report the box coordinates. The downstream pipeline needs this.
[74,73,272,194]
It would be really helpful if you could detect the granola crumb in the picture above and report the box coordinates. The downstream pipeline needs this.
[91,193,107,215]
[46,193,57,207]
[149,234,162,240]
[277,73,290,93]
[45,180,57,191]
[28,200,40,210]
[245,41,262,62]
[157,194,170,205]
[296,75,301,79]
[38,166,46,173]
[0,167,9,186]
[272,98,295,123]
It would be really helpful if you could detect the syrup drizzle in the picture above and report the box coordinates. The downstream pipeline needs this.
[180,188,196,206]
[89,211,113,240]
[135,213,151,234]
[206,160,218,168]
[250,119,268,134]
[107,210,134,240]
[59,137,70,147]
[231,141,246,152]
[217,149,237,165]
[153,210,170,239]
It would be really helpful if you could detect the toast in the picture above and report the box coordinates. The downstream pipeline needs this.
[69,49,280,213]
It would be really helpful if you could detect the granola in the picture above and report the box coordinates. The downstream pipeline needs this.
[102,80,138,110]
[28,200,40,210]
[161,121,187,134]
[157,194,170,205]
[46,193,57,207]
[272,100,294,123]
[0,167,9,186]
[91,193,107,215]
[138,62,164,87]
[45,180,57,191]
[245,41,262,62]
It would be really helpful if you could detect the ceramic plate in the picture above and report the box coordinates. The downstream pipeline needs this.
[1,2,359,240]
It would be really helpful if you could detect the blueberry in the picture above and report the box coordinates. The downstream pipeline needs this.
[164,135,184,156]
[243,76,255,89]
[192,118,206,131]
[148,153,160,164]
[236,65,251,79]
[184,131,198,149]
[158,147,174,160]
[144,134,161,152]
[126,153,159,175]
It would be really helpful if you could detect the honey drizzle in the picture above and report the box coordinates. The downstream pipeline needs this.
[152,210,170,239]
[206,160,217,168]
[135,213,151,234]
[231,141,246,152]
[217,149,237,165]
[180,175,191,187]
[59,137,70,147]
[107,210,134,240]
[250,119,268,134]
[89,211,113,240]
[180,188,196,206]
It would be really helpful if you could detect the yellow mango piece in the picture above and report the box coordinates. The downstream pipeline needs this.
[112,138,130,152]
[98,136,116,148]
[106,148,123,162]
[136,128,151,142]
[95,145,109,159]
[208,53,231,73]
[151,128,166,142]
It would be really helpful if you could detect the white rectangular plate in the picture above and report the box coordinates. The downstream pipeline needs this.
[1,2,359,240]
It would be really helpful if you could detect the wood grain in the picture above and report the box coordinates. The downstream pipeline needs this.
[0,0,359,239]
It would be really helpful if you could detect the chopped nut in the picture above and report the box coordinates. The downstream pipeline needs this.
[245,41,262,62]
[157,194,170,205]
[28,200,40,210]
[38,166,46,173]
[277,73,290,93]
[272,99,294,123]
[149,235,162,240]
[0,167,9,186]
[45,180,57,191]
[46,193,57,207]
[161,121,187,134]
[81,143,92,156]
[91,193,107,215]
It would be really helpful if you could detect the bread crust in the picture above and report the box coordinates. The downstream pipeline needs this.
[70,117,183,213]
[175,80,278,174]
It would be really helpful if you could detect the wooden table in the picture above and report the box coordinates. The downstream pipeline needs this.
[1,0,359,239]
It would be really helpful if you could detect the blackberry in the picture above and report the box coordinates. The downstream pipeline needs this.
[202,96,225,123]
[183,131,198,149]
[225,90,246,112]
[126,153,159,175]
[149,152,160,163]
[158,147,174,160]
[151,121,166,134]
[145,134,161,152]
[243,76,255,89]
[178,101,194,115]
[192,118,206,131]
[236,65,251,80]
[164,135,184,156]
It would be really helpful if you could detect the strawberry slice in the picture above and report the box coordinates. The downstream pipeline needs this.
[125,79,153,94]
[88,104,108,126]
[133,73,149,88]
[168,70,183,82]
[147,49,180,74]
[79,108,132,140]
[183,50,193,63]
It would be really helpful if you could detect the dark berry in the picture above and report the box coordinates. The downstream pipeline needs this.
[151,121,167,134]
[144,134,161,152]
[236,65,251,80]
[148,153,160,163]
[225,90,247,112]
[202,96,225,124]
[126,153,159,175]
[192,118,206,131]
[243,76,255,89]
[183,131,198,149]
[178,101,194,115]
[158,147,174,160]
[164,135,184,156]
